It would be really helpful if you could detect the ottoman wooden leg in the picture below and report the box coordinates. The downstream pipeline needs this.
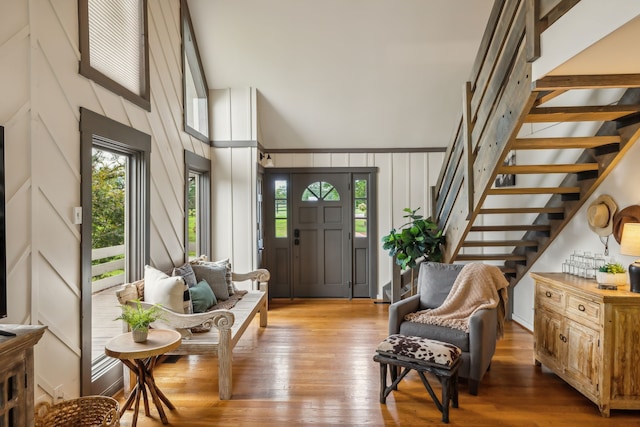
[379,362,388,404]
[441,375,451,423]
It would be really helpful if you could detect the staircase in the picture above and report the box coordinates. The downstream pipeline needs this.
[431,0,640,287]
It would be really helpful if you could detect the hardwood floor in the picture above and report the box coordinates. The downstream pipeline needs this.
[114,299,640,426]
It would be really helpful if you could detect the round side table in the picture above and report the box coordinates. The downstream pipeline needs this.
[105,329,182,427]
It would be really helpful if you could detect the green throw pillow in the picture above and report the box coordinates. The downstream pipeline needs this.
[189,280,217,313]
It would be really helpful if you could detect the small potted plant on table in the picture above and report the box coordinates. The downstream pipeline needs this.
[115,299,163,342]
[596,263,627,290]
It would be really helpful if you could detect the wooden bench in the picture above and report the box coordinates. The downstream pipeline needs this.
[115,269,269,400]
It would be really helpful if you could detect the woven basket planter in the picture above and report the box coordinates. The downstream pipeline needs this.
[35,396,120,427]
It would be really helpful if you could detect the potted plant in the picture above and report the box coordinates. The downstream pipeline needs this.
[596,263,627,288]
[115,299,163,342]
[381,207,446,270]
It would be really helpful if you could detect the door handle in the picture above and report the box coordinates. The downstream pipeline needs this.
[294,229,300,238]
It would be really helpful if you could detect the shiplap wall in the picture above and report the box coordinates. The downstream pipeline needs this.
[211,146,259,282]
[257,151,445,298]
[0,0,208,400]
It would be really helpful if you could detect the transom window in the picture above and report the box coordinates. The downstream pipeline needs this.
[301,181,340,201]
[181,0,209,141]
[79,0,150,110]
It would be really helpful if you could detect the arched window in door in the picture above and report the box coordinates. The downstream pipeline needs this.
[301,181,340,201]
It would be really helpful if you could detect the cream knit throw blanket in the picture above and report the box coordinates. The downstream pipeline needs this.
[404,263,509,338]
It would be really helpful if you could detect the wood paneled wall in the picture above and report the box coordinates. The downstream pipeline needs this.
[257,151,445,297]
[0,0,209,400]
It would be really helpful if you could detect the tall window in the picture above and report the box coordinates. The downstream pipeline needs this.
[185,151,210,260]
[181,0,209,141]
[79,0,150,111]
[80,108,150,395]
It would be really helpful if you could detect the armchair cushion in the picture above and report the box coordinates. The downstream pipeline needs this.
[399,321,469,352]
[418,262,464,309]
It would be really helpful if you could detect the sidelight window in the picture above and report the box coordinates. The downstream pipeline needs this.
[275,180,288,238]
[354,179,367,238]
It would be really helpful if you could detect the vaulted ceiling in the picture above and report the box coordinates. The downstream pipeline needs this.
[187,0,494,149]
[187,1,640,151]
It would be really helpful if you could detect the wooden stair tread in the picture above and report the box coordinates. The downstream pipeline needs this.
[487,187,580,195]
[526,105,640,123]
[533,74,640,91]
[498,164,598,174]
[462,240,538,247]
[470,224,550,232]
[479,207,564,214]
[513,136,621,150]
[456,254,527,261]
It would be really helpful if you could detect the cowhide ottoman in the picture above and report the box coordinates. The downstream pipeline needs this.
[373,334,462,423]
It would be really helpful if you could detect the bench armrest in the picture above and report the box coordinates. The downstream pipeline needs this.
[232,268,270,291]
[119,299,235,340]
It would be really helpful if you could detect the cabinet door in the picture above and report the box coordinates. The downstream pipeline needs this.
[534,307,564,371]
[564,320,599,397]
[609,305,640,400]
[0,352,27,427]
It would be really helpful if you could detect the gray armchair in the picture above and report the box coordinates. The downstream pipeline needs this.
[389,262,502,395]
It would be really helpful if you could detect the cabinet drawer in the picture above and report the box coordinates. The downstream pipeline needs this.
[566,293,601,327]
[536,283,564,311]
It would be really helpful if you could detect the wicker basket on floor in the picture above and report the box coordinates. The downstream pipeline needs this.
[35,396,120,427]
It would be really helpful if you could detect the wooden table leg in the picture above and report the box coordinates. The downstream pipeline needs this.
[136,359,151,416]
[142,356,172,424]
[121,357,175,426]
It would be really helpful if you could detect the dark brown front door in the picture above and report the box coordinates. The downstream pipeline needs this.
[291,173,351,297]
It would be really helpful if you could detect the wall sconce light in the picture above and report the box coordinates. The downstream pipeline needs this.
[259,152,274,167]
[620,222,640,293]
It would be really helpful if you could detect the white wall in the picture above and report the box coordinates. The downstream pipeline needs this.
[533,0,640,79]
[210,146,259,281]
[513,138,640,330]
[0,0,207,401]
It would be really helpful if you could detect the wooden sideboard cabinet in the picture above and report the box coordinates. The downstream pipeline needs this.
[531,273,640,417]
[0,325,46,427]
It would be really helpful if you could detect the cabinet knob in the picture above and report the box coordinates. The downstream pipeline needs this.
[578,304,586,312]
[545,291,552,298]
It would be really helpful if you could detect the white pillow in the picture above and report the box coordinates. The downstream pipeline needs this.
[144,265,186,313]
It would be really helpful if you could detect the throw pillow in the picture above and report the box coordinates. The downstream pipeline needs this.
[173,263,198,288]
[192,263,230,301]
[144,265,188,313]
[172,263,197,314]
[418,262,465,309]
[198,258,234,295]
[189,280,217,313]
